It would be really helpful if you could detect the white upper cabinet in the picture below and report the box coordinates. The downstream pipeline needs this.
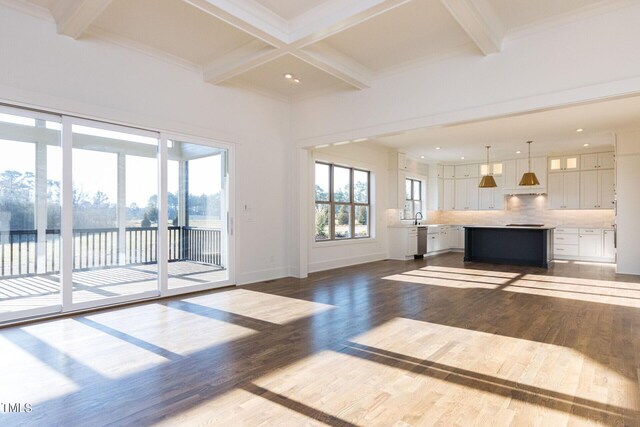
[502,157,546,191]
[598,152,615,169]
[502,159,517,189]
[548,171,580,209]
[599,168,615,208]
[443,178,455,210]
[480,163,503,176]
[580,153,598,170]
[454,164,478,179]
[443,165,455,179]
[580,170,599,208]
[397,152,408,170]
[437,164,444,178]
[454,177,479,210]
[548,155,580,172]
[479,176,504,210]
[580,152,614,170]
[579,168,615,209]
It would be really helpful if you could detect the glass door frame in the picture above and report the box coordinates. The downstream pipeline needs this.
[160,132,235,297]
[62,116,162,312]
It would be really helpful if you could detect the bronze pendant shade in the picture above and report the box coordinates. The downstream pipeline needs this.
[479,145,497,188]
[519,140,540,186]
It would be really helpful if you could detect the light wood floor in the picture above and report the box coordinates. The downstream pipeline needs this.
[1,253,639,426]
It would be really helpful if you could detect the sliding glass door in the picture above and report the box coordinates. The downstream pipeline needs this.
[166,137,231,292]
[69,119,160,309]
[0,106,62,322]
[0,105,234,324]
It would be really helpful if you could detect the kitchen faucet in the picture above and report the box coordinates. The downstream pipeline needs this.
[414,212,423,225]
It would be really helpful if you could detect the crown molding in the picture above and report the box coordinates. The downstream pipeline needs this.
[0,0,53,21]
[86,26,202,74]
[505,0,637,41]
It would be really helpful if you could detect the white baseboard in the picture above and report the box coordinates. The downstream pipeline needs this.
[308,252,388,273]
[236,267,290,286]
[553,255,616,263]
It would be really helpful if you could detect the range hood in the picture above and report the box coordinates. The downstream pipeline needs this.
[504,188,547,196]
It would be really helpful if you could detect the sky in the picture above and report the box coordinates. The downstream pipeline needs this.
[0,116,224,207]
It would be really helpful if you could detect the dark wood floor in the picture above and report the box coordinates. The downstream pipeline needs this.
[1,253,639,426]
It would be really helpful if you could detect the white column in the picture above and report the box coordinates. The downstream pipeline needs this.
[117,153,127,265]
[295,147,310,278]
[615,130,640,275]
[35,125,48,275]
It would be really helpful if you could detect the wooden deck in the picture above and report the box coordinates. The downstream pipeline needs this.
[0,262,227,313]
[1,253,639,425]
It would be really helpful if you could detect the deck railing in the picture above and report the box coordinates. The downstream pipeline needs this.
[0,226,222,278]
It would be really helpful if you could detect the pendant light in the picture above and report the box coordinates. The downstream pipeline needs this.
[479,145,497,188]
[519,140,540,186]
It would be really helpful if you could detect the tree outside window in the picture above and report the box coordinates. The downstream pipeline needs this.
[315,162,370,241]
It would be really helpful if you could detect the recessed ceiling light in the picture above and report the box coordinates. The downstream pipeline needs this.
[435,147,441,150]
[420,155,425,159]
[516,150,521,154]
[461,156,465,160]
[293,78,301,83]
[284,73,293,79]
[576,128,584,132]
[583,143,590,147]
[353,138,368,142]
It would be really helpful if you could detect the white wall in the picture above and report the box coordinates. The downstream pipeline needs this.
[615,130,640,275]
[307,143,390,273]
[292,4,640,147]
[0,5,291,284]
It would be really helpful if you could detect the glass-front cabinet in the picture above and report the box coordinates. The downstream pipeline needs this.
[548,155,579,172]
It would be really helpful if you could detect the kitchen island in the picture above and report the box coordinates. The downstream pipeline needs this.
[464,225,554,268]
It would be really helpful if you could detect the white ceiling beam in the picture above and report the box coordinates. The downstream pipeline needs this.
[292,44,372,90]
[52,0,113,39]
[203,40,285,84]
[439,0,504,55]
[289,0,412,47]
[182,0,288,47]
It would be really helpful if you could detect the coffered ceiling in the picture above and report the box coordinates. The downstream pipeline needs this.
[10,0,632,99]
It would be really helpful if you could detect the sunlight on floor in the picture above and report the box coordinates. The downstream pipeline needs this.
[83,302,257,359]
[181,289,335,325]
[384,266,640,308]
[0,331,79,404]
[160,315,639,425]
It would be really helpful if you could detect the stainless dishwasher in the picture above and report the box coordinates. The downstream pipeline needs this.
[417,227,428,256]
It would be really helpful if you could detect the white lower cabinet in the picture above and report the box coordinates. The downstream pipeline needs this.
[388,227,418,260]
[579,234,602,258]
[553,227,615,262]
[603,229,615,260]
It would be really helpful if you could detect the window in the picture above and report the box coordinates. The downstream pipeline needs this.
[403,178,422,219]
[315,162,370,241]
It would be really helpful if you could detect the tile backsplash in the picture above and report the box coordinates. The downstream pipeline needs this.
[427,194,614,228]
